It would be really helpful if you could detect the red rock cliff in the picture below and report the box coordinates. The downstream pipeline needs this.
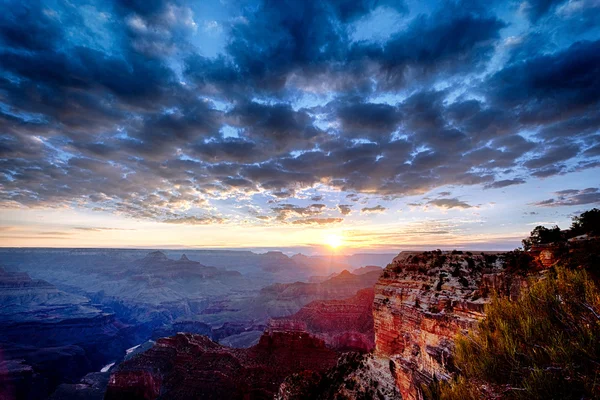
[105,330,338,400]
[373,251,528,400]
[270,287,375,352]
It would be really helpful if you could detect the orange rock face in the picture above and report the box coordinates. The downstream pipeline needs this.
[373,251,527,400]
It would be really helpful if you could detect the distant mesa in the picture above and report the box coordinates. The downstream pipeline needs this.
[352,265,382,275]
[179,254,190,262]
[144,251,168,261]
[331,270,354,280]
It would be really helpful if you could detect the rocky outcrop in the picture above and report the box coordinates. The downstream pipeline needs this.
[0,360,42,400]
[373,251,529,400]
[49,371,110,400]
[271,288,375,352]
[277,353,400,400]
[105,331,338,400]
[143,251,169,261]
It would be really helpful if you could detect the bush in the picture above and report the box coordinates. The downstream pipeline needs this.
[570,208,600,237]
[563,238,600,274]
[501,249,534,273]
[426,266,600,400]
[522,225,564,251]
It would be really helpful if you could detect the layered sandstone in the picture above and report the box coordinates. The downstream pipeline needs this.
[271,287,375,352]
[373,251,528,400]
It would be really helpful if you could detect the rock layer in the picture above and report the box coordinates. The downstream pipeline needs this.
[277,352,400,400]
[271,288,375,352]
[373,251,528,400]
[0,267,130,398]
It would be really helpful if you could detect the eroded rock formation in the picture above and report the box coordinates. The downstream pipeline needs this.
[0,267,129,398]
[105,331,338,400]
[373,251,529,400]
[271,288,375,352]
[277,352,400,400]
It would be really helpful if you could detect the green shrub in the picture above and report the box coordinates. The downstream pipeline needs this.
[570,208,600,237]
[501,249,534,273]
[427,266,600,400]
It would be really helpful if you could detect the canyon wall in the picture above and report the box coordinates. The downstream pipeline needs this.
[270,287,375,352]
[373,251,530,400]
[0,267,130,399]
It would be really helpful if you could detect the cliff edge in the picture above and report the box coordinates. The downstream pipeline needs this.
[373,250,533,400]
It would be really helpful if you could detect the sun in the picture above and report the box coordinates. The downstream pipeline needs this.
[324,234,343,249]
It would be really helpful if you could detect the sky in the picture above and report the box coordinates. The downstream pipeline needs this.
[0,0,599,253]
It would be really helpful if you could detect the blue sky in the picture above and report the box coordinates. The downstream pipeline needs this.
[0,0,599,252]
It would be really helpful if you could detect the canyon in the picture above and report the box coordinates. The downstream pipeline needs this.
[0,246,562,399]
[0,267,131,399]
[0,248,389,398]
[96,249,533,400]
[101,284,381,399]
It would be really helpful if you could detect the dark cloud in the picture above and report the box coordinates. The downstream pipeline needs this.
[361,205,386,213]
[524,142,580,170]
[427,198,473,209]
[354,9,506,90]
[521,0,567,22]
[533,188,600,207]
[226,102,323,153]
[335,101,402,139]
[271,203,326,221]
[484,178,526,189]
[486,40,600,124]
[338,204,352,215]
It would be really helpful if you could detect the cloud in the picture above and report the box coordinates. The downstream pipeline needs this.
[338,204,353,215]
[521,0,567,21]
[291,217,343,225]
[0,0,597,227]
[533,188,600,207]
[486,40,600,124]
[427,198,473,209]
[484,178,526,189]
[162,215,226,225]
[361,205,386,213]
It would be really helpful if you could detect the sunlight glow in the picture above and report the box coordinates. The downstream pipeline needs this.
[324,234,343,249]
